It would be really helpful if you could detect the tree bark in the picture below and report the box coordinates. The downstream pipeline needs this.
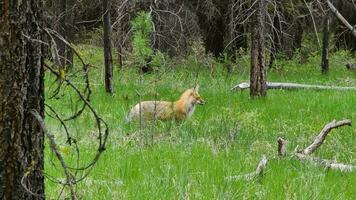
[0,0,45,199]
[321,11,330,74]
[103,0,113,93]
[250,0,267,97]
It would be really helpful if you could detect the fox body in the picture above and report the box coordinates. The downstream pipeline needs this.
[127,86,205,122]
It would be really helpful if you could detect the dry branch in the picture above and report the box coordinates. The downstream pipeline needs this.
[232,82,356,91]
[313,157,355,172]
[325,0,356,38]
[279,119,355,173]
[225,155,268,181]
[301,119,352,156]
[30,110,78,200]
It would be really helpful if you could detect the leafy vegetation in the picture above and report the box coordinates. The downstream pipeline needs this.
[44,44,356,199]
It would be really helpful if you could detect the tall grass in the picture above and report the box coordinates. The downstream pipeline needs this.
[45,45,356,199]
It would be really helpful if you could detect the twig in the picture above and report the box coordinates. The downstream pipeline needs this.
[30,110,78,200]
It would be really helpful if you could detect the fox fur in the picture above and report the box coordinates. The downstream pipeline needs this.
[127,85,205,122]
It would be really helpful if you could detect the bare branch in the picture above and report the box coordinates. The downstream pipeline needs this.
[30,110,78,200]
[301,119,352,155]
[326,0,356,38]
[225,155,268,181]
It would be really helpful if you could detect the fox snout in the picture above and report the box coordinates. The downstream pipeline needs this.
[197,98,205,105]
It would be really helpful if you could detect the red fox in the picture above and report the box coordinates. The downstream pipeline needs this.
[127,85,205,122]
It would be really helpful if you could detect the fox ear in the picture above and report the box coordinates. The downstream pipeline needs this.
[194,84,200,92]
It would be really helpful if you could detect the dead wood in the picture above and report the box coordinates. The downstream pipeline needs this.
[277,137,287,157]
[325,0,356,38]
[279,119,354,172]
[301,119,351,156]
[232,82,356,91]
[225,155,268,181]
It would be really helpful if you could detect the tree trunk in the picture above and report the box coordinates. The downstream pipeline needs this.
[321,12,330,74]
[0,0,45,199]
[103,0,113,93]
[65,0,75,70]
[56,0,67,68]
[269,14,281,68]
[250,0,267,97]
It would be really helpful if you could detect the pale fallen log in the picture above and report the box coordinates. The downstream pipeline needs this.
[309,157,355,172]
[225,155,268,181]
[232,82,356,91]
[301,119,351,156]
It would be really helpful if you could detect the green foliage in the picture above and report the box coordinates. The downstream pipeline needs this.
[131,11,153,65]
[45,45,356,199]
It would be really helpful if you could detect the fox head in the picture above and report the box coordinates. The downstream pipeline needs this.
[186,85,205,105]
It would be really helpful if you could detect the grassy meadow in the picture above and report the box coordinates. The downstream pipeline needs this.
[44,45,356,199]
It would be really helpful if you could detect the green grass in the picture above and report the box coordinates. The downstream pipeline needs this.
[45,45,356,199]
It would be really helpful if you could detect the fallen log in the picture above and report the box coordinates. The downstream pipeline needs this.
[232,82,356,91]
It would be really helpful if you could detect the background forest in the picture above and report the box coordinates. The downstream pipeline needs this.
[0,0,355,199]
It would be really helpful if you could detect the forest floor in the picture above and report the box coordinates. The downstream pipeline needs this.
[45,45,356,199]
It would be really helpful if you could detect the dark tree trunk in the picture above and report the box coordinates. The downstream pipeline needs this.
[292,20,303,51]
[321,12,330,74]
[250,0,267,97]
[65,0,75,70]
[103,0,113,93]
[0,0,45,199]
[56,0,67,68]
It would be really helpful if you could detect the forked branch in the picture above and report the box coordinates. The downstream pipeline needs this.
[301,119,351,156]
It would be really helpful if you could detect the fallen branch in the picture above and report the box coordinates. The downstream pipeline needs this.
[225,155,268,181]
[277,119,355,172]
[313,157,355,172]
[232,82,356,91]
[301,119,351,156]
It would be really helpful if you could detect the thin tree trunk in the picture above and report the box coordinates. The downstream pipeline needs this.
[269,14,281,68]
[103,0,113,93]
[56,0,67,68]
[321,12,330,74]
[250,0,267,97]
[0,0,45,199]
[65,0,75,70]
